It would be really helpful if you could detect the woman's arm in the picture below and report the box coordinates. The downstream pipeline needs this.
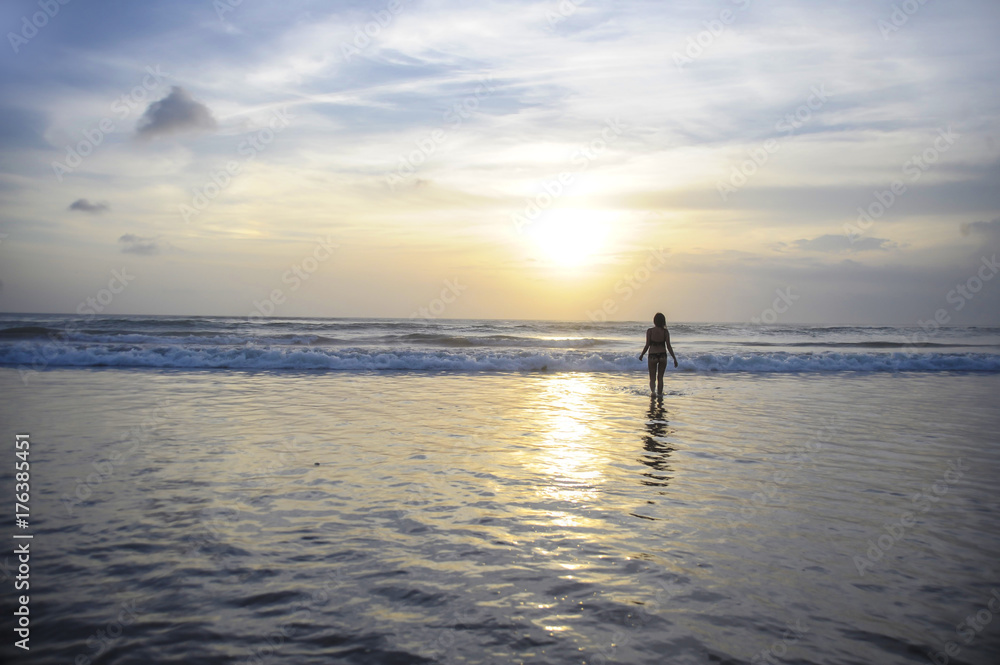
[639,328,651,359]
[665,329,678,367]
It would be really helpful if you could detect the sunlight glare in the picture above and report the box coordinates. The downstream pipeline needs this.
[529,209,612,269]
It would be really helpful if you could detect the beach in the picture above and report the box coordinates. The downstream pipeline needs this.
[5,0,999,660]
[1,317,998,664]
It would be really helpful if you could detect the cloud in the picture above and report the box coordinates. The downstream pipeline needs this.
[790,234,898,253]
[118,234,167,255]
[135,86,216,139]
[960,217,1000,241]
[69,199,110,214]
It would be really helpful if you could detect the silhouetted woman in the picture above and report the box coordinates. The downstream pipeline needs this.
[639,312,678,395]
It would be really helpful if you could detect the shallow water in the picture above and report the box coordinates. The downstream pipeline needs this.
[1,368,998,664]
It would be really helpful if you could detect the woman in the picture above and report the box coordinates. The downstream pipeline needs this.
[639,312,678,395]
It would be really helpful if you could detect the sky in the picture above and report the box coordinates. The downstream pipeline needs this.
[0,0,999,324]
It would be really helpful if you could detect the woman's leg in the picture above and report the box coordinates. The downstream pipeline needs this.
[647,358,656,393]
[656,359,666,394]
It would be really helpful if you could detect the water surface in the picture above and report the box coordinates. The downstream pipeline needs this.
[2,368,997,664]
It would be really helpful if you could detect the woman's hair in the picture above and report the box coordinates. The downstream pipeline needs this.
[653,312,666,327]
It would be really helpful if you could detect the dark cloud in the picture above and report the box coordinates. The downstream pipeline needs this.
[119,234,165,255]
[135,86,216,140]
[960,217,1000,241]
[791,234,897,253]
[69,199,110,214]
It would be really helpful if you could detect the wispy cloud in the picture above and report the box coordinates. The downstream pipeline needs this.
[791,234,898,253]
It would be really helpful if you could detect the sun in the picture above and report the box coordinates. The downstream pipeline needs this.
[528,209,613,269]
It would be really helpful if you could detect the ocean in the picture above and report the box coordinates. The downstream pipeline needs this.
[1,314,998,664]
[2,314,999,373]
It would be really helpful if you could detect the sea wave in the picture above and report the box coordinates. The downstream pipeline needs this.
[2,342,998,373]
[736,340,999,349]
[391,333,605,348]
[0,326,607,349]
[0,325,66,339]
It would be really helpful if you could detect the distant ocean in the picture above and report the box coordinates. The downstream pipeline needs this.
[1,314,998,664]
[2,314,999,373]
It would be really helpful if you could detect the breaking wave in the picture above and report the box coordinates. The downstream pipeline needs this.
[2,342,998,373]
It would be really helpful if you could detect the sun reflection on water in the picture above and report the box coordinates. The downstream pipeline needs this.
[528,374,606,505]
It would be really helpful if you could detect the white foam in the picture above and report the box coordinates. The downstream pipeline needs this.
[2,342,999,373]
